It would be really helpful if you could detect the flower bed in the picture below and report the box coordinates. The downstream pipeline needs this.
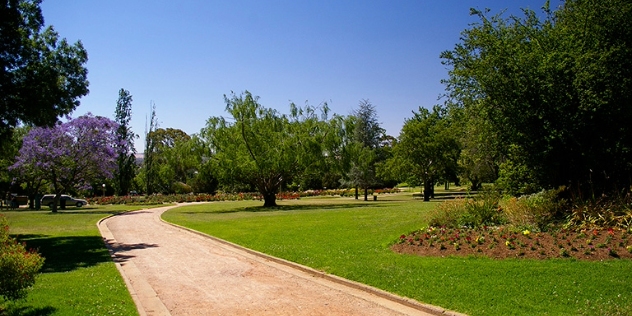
[87,191,300,205]
[393,226,632,261]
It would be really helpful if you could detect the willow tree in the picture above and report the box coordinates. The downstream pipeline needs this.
[201,91,330,207]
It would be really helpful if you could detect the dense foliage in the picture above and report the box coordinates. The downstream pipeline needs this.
[0,215,44,301]
[442,0,632,196]
[113,88,136,196]
[386,106,460,201]
[201,91,331,207]
[0,0,89,144]
[10,114,122,212]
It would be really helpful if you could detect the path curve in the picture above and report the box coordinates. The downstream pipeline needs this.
[98,204,463,316]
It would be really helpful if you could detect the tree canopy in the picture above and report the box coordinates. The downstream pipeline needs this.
[0,0,89,143]
[10,114,121,212]
[201,91,330,207]
[113,88,136,196]
[441,0,632,195]
[388,106,460,201]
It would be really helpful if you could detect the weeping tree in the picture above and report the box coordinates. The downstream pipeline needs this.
[201,91,330,207]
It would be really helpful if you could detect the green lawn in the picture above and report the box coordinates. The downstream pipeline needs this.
[0,204,157,316]
[163,194,632,316]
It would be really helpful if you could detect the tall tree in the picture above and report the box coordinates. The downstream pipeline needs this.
[201,91,330,207]
[388,106,460,201]
[145,128,194,193]
[441,0,632,195]
[113,89,136,196]
[143,103,157,195]
[0,0,89,144]
[346,99,385,200]
[10,114,121,212]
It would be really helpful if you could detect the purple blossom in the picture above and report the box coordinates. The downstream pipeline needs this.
[10,114,123,194]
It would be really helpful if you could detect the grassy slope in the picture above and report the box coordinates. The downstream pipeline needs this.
[0,205,152,316]
[163,195,632,316]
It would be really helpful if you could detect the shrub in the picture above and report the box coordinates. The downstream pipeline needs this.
[500,188,566,231]
[566,194,632,231]
[0,215,45,301]
[429,198,470,228]
[429,190,506,228]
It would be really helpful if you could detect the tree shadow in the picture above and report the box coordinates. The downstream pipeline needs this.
[15,235,114,273]
[104,241,159,264]
[112,210,153,216]
[0,305,56,316]
[45,209,127,215]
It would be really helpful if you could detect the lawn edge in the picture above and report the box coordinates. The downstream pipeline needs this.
[161,206,466,316]
[98,210,173,316]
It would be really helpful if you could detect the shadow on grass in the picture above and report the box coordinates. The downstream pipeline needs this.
[189,203,388,214]
[15,235,113,273]
[0,305,56,316]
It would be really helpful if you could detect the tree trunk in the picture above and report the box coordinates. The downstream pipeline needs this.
[364,187,368,201]
[423,181,432,202]
[263,193,277,207]
[51,195,59,213]
[471,181,481,191]
[355,186,358,200]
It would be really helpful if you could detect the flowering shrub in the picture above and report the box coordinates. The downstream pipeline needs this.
[0,215,45,301]
[298,188,399,198]
[87,192,301,205]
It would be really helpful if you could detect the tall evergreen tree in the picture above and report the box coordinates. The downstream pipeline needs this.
[345,99,385,200]
[143,103,157,195]
[113,89,136,196]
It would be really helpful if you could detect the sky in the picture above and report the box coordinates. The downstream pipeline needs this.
[40,0,561,152]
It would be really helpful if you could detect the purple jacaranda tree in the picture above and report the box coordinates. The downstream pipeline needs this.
[10,114,123,212]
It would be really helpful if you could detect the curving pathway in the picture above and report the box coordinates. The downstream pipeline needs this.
[98,204,464,316]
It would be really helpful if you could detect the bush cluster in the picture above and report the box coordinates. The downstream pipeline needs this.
[428,188,632,232]
[87,192,301,205]
[0,215,45,301]
[299,188,399,197]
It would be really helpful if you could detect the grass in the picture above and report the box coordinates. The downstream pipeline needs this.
[0,204,162,316]
[163,194,632,316]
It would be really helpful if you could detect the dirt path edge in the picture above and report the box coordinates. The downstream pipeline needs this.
[158,207,466,316]
[98,211,173,316]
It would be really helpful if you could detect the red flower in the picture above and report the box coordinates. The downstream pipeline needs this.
[400,234,406,239]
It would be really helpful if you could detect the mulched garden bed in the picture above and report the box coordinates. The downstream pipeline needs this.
[392,226,632,261]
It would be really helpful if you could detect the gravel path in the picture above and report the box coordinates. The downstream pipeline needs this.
[98,204,459,316]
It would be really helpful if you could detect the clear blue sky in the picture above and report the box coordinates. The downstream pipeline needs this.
[40,0,560,152]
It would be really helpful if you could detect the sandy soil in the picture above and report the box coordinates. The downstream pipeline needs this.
[99,204,448,316]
